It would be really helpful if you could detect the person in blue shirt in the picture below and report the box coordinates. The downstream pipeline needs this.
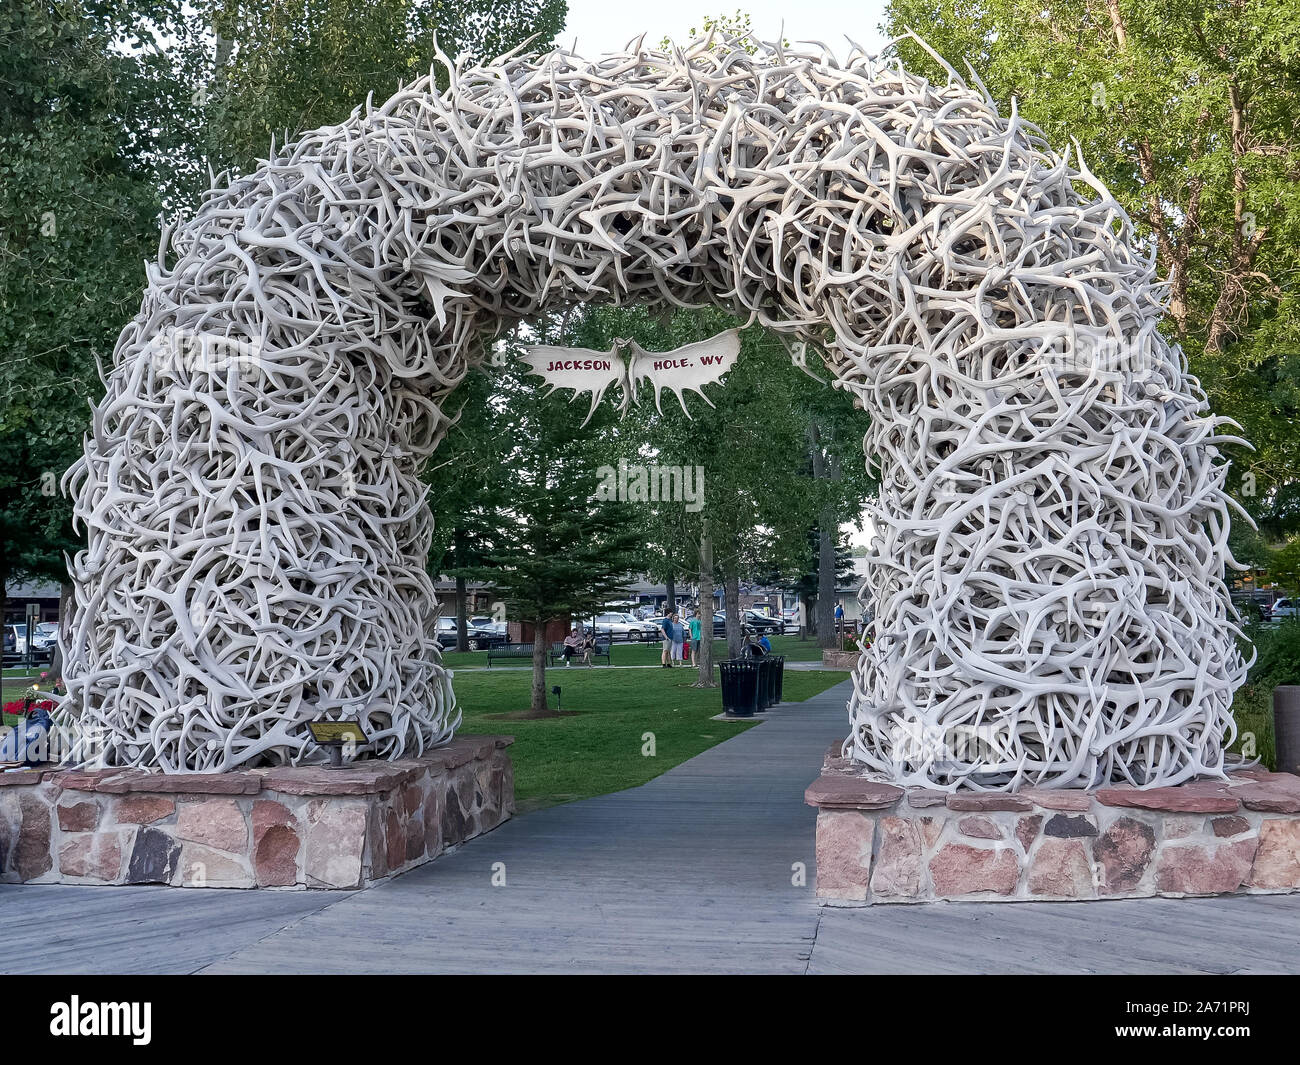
[660,613,674,668]
[758,633,772,654]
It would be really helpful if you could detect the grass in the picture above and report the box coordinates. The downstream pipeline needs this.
[437,632,829,671]
[453,664,849,809]
[9,621,1284,777]
[2,654,848,803]
[1228,685,1275,769]
[3,672,45,728]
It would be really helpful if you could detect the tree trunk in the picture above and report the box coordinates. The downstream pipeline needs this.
[664,569,676,619]
[695,521,716,686]
[50,583,73,683]
[799,590,813,641]
[453,527,469,652]
[528,630,553,716]
[454,575,469,652]
[723,565,742,660]
[817,526,837,649]
[808,422,839,648]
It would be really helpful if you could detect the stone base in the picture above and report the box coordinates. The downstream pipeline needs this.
[806,745,1300,904]
[821,650,858,669]
[0,735,513,889]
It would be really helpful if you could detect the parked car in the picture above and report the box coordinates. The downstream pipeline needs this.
[4,624,27,655]
[713,610,784,637]
[470,616,508,639]
[1270,598,1298,620]
[750,608,787,634]
[31,622,58,651]
[589,612,654,641]
[434,616,504,651]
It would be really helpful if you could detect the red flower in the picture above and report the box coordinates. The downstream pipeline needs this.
[2,698,53,716]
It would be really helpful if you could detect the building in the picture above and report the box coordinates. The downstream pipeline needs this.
[3,580,61,625]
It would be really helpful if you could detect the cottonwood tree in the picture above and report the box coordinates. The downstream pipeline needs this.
[0,0,182,622]
[568,304,875,673]
[887,0,1300,539]
[0,0,567,602]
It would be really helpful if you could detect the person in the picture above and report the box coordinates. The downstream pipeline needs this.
[562,628,581,666]
[659,613,674,667]
[758,632,772,655]
[742,625,766,658]
[670,613,685,663]
[688,611,702,664]
[834,600,845,625]
[580,629,597,667]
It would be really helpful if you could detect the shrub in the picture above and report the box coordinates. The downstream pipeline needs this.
[1229,619,1300,770]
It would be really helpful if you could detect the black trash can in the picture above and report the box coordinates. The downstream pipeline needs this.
[720,659,760,717]
[1276,685,1300,776]
[754,656,773,712]
[770,655,784,706]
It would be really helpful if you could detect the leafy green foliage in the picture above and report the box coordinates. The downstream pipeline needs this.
[564,305,876,597]
[886,0,1300,537]
[442,321,646,710]
[0,1,567,605]
[197,0,566,181]
[1230,618,1300,768]
[0,0,176,603]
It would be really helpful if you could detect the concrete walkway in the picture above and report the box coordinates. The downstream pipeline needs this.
[4,679,1299,974]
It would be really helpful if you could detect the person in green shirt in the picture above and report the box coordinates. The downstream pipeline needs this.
[688,613,702,663]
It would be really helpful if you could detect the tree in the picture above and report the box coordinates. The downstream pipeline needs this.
[1271,537,1300,596]
[0,1,569,606]
[773,528,855,639]
[885,0,1300,538]
[426,365,513,650]
[460,324,642,716]
[0,0,179,621]
[196,0,567,182]
[568,302,876,672]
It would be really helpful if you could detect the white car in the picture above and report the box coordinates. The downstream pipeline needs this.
[1270,598,1298,620]
[31,623,59,650]
[590,612,653,641]
[4,624,27,655]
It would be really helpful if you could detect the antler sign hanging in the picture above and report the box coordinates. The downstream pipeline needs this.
[519,328,740,422]
[57,34,1249,788]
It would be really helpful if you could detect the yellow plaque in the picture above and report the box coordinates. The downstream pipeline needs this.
[307,720,368,745]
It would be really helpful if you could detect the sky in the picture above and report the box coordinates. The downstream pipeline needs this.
[560,0,892,58]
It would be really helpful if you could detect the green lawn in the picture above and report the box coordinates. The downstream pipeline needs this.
[1228,682,1277,770]
[2,658,848,801]
[3,671,45,727]
[437,632,829,670]
[453,664,849,809]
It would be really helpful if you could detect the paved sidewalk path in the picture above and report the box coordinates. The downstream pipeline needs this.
[5,679,1299,974]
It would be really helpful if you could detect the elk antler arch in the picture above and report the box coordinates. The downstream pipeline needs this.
[59,37,1249,788]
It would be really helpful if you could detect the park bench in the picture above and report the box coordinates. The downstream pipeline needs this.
[485,643,534,667]
[548,640,612,666]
